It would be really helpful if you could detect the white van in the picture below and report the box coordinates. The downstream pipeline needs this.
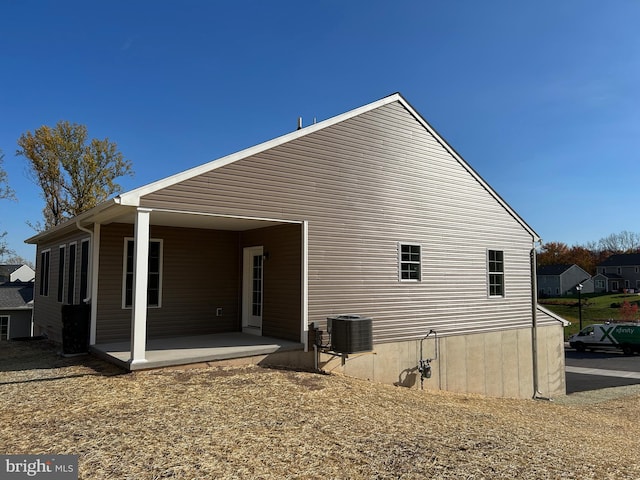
[568,323,640,355]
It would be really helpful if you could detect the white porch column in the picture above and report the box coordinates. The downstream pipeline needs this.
[130,208,151,365]
[301,220,309,350]
[89,222,101,345]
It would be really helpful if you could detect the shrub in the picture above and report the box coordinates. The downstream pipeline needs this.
[620,301,639,322]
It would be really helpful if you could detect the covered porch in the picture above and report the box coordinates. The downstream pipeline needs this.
[74,203,309,369]
[91,332,305,370]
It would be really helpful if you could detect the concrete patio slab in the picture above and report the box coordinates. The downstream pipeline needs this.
[91,332,304,370]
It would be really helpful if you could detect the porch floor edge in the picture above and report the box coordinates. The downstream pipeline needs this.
[90,332,304,371]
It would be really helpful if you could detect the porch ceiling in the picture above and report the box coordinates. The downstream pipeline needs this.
[98,207,296,231]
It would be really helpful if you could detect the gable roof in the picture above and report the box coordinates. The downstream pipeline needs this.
[598,253,640,267]
[596,272,624,280]
[26,92,540,244]
[0,264,22,276]
[0,282,34,309]
[536,264,574,276]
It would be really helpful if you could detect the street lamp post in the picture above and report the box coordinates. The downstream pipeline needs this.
[576,283,584,331]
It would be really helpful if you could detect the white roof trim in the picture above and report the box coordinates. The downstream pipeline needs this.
[116,92,539,241]
[29,92,540,244]
[24,199,120,244]
[537,304,571,326]
[116,93,404,206]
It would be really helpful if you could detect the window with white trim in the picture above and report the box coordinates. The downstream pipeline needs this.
[123,238,163,308]
[399,243,421,281]
[80,239,90,302]
[488,249,505,297]
[57,246,65,302]
[67,242,77,304]
[0,316,8,340]
[39,250,50,297]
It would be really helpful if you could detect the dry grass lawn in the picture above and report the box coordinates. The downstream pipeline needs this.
[2,340,640,479]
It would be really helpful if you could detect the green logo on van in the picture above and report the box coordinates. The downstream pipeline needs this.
[599,326,616,344]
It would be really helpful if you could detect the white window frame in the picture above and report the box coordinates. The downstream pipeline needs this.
[122,237,163,309]
[80,238,90,302]
[487,249,505,298]
[0,315,9,340]
[57,245,66,303]
[398,242,421,282]
[67,241,77,304]
[39,249,51,297]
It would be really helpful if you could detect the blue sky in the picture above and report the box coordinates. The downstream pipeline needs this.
[1,1,639,261]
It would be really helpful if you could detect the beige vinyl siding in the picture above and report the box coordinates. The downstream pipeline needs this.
[139,101,536,344]
[33,232,91,342]
[95,223,241,343]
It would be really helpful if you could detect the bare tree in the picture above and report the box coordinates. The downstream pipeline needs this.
[597,231,640,254]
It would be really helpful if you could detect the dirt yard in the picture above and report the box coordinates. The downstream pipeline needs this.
[1,340,640,479]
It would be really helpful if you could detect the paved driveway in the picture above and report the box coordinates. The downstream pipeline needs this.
[565,344,640,394]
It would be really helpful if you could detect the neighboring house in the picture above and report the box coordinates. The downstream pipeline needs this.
[596,253,640,292]
[592,273,616,294]
[537,264,592,296]
[0,264,35,283]
[25,93,567,399]
[0,281,34,339]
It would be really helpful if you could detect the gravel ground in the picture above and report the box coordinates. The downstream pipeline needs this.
[1,339,639,479]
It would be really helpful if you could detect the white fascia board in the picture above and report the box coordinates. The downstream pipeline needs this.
[115,93,404,206]
[24,199,120,244]
[398,97,541,242]
[536,304,571,326]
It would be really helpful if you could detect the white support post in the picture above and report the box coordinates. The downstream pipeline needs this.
[301,221,309,351]
[89,223,101,345]
[130,208,151,365]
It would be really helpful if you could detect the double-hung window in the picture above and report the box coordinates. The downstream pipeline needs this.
[123,238,163,308]
[80,239,90,302]
[57,246,66,302]
[0,316,8,340]
[399,243,421,281]
[67,243,77,304]
[488,249,505,297]
[39,250,50,297]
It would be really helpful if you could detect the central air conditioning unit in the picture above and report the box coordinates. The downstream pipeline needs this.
[327,314,373,354]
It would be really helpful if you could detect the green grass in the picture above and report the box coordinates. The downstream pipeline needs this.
[539,293,640,339]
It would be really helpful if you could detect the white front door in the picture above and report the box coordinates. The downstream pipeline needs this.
[242,246,264,335]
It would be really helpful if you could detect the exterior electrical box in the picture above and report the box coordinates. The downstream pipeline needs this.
[327,315,373,354]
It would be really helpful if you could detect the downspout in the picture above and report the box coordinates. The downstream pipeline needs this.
[531,241,551,401]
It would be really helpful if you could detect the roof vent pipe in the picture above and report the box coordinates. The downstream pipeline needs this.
[297,117,303,130]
